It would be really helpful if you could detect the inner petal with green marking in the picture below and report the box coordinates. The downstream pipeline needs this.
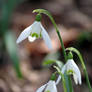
[67,69,74,75]
[46,90,50,92]
[31,33,39,38]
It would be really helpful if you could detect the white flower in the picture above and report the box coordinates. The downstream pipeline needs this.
[36,80,57,92]
[56,59,82,85]
[16,21,52,49]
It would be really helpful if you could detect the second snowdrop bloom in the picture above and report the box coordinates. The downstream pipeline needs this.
[56,59,82,85]
[36,80,57,92]
[16,20,52,49]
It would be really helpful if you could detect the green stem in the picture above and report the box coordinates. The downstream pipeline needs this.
[54,66,67,92]
[66,47,92,92]
[64,74,73,92]
[62,74,67,92]
[1,0,22,78]
[33,9,67,61]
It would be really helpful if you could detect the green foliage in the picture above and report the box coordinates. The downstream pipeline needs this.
[4,31,22,78]
[0,0,22,78]
[43,59,63,69]
[43,52,60,65]
[78,32,92,43]
[42,51,63,68]
[43,59,56,66]
[1,0,18,35]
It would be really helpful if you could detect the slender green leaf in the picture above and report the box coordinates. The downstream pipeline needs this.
[4,31,22,78]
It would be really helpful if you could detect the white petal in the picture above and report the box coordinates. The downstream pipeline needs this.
[16,21,39,44]
[73,74,78,85]
[40,24,52,49]
[16,25,32,44]
[28,36,36,42]
[66,59,82,85]
[45,81,57,92]
[79,74,82,85]
[61,64,66,74]
[56,75,61,85]
[31,21,42,35]
[16,21,41,44]
[56,64,66,85]
[74,68,82,85]
[36,84,47,92]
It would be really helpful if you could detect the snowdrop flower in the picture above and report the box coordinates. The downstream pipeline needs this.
[56,59,82,85]
[16,14,52,49]
[36,80,57,92]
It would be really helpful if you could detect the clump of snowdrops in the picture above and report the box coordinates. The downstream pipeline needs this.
[16,9,92,92]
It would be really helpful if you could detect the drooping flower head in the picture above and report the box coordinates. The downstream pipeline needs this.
[56,53,82,85]
[65,59,82,85]
[36,80,57,92]
[16,14,52,49]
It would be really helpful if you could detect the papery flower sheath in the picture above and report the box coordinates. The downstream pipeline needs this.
[36,80,57,92]
[56,59,82,85]
[16,21,52,49]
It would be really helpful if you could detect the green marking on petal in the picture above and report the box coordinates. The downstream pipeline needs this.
[31,33,39,38]
[40,32,42,38]
[46,90,50,92]
[67,70,73,75]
